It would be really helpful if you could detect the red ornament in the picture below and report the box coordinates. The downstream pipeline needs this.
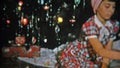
[6,20,11,24]
[69,19,76,23]
[44,5,49,10]
[18,1,23,6]
[21,18,28,26]
[15,36,26,45]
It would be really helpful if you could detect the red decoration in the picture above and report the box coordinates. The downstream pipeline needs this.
[15,36,26,45]
[6,19,11,24]
[44,5,49,10]
[69,19,76,23]
[2,46,40,58]
[18,1,23,6]
[21,18,28,26]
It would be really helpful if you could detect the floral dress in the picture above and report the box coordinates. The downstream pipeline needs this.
[58,15,119,68]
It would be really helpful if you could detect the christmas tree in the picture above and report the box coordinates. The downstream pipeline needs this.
[0,0,120,49]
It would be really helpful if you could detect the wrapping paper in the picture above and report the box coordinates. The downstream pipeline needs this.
[18,48,57,68]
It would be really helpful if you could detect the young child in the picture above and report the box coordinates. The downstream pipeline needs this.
[57,0,120,68]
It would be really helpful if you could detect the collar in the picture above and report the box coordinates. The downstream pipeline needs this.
[94,15,112,28]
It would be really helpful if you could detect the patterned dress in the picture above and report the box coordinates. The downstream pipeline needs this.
[58,15,119,68]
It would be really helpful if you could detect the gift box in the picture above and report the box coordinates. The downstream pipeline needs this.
[2,46,40,58]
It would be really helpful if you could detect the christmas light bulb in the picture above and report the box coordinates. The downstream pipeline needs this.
[57,17,63,23]
[44,39,47,43]
[18,1,23,6]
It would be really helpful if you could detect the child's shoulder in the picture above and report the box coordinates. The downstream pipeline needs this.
[82,16,96,27]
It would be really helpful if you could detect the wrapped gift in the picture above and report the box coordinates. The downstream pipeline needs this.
[2,46,40,58]
[18,48,57,68]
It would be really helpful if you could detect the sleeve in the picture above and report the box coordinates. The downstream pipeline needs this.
[82,22,98,39]
[113,21,119,34]
[110,21,120,40]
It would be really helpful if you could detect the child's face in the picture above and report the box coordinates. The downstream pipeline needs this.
[97,0,116,20]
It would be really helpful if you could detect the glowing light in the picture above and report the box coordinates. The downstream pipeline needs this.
[69,19,76,23]
[6,20,11,24]
[40,0,44,5]
[57,17,63,23]
[44,5,49,10]
[18,6,22,10]
[21,18,28,26]
[44,39,47,43]
[18,1,23,6]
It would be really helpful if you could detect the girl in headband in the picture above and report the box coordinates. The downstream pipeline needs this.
[56,0,120,68]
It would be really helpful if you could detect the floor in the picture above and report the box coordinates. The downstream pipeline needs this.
[1,54,120,68]
[0,57,49,68]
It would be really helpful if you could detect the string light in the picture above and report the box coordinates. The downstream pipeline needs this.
[57,17,63,23]
[6,19,11,24]
[2,0,113,49]
[44,5,49,10]
[18,6,22,11]
[21,18,28,26]
[18,1,23,6]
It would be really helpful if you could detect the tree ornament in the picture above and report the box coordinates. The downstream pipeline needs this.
[62,2,68,8]
[18,6,22,11]
[44,5,49,11]
[44,38,47,43]
[39,0,44,5]
[32,36,37,44]
[18,1,23,6]
[69,16,76,23]
[55,25,60,33]
[69,19,76,23]
[74,0,81,7]
[57,17,63,23]
[21,18,28,26]
[15,36,26,46]
[6,19,11,24]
